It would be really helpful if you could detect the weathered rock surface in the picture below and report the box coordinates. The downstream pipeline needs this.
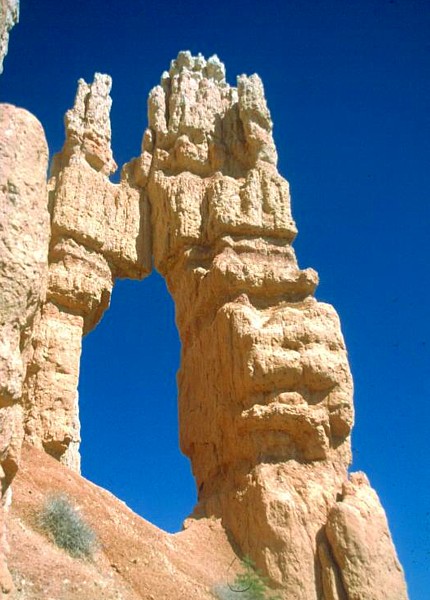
[144,52,408,599]
[0,51,408,598]
[0,103,50,593]
[22,74,151,471]
[0,0,19,74]
[324,472,407,600]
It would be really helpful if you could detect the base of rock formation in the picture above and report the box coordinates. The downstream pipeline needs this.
[8,444,408,600]
[8,444,240,600]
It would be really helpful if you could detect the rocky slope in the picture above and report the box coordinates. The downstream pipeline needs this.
[8,444,238,600]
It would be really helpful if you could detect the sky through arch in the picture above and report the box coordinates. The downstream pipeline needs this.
[79,273,197,533]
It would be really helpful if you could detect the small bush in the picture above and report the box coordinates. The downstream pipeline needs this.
[213,556,282,600]
[38,493,96,558]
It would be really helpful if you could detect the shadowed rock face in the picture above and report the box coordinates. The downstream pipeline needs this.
[0,51,408,598]
[0,0,19,74]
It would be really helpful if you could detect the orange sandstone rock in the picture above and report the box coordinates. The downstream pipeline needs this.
[0,103,50,593]
[0,51,408,599]
[22,74,151,471]
[145,52,408,599]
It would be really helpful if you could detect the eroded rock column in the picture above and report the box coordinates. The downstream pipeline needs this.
[22,74,151,470]
[0,104,50,593]
[145,52,407,599]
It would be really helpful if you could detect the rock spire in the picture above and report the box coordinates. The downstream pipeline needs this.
[23,73,151,470]
[0,103,49,593]
[143,51,407,599]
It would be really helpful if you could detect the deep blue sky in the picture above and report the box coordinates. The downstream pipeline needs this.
[1,1,429,597]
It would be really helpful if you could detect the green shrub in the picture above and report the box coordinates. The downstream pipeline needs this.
[38,493,96,558]
[213,556,282,600]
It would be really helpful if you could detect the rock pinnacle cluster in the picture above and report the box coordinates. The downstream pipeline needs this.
[0,41,408,599]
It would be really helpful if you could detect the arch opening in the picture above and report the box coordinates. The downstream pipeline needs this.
[78,272,196,533]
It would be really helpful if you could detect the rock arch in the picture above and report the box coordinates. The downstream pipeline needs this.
[0,53,407,598]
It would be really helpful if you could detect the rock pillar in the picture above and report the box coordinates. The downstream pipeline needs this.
[146,52,407,599]
[22,74,151,470]
[0,104,50,593]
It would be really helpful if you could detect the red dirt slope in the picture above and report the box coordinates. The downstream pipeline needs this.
[7,444,238,599]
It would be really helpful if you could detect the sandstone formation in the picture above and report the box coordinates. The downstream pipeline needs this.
[0,104,50,593]
[0,50,408,598]
[22,74,151,471]
[0,0,19,74]
[143,52,407,599]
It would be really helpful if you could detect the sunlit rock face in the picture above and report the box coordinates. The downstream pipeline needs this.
[145,52,407,599]
[0,103,50,593]
[146,52,350,480]
[22,74,152,471]
[0,50,408,599]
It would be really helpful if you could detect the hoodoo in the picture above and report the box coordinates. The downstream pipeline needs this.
[0,46,408,599]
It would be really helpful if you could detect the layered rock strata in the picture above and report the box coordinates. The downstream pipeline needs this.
[22,74,151,470]
[144,52,407,599]
[0,50,408,598]
[0,0,19,74]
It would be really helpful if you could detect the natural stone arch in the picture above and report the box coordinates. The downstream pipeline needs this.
[0,52,408,599]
